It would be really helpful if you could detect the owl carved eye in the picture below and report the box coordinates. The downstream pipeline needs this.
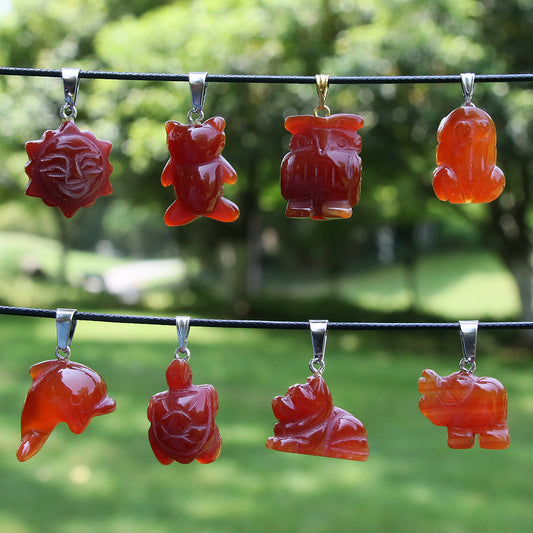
[334,135,350,149]
[291,135,313,149]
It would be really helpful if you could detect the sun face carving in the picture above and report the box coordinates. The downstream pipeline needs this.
[25,120,113,217]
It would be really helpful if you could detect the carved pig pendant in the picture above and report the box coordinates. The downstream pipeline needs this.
[17,359,116,462]
[147,358,222,465]
[280,113,364,220]
[266,374,368,461]
[161,117,239,226]
[25,120,113,217]
[432,105,505,203]
[418,369,510,449]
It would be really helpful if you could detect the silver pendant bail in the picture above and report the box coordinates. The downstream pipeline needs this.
[187,71,208,124]
[60,67,80,120]
[56,308,77,360]
[175,316,191,361]
[459,319,478,373]
[461,72,475,107]
[309,319,328,375]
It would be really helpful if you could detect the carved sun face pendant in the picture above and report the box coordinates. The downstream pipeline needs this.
[25,120,113,217]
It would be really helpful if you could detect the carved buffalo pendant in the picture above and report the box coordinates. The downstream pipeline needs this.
[419,369,510,449]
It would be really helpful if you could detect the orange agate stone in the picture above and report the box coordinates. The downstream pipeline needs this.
[280,113,364,220]
[432,105,505,203]
[25,120,113,217]
[266,374,368,461]
[418,369,510,449]
[161,117,239,226]
[147,358,222,465]
[17,359,116,462]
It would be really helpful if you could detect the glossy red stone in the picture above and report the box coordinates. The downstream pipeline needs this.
[419,369,510,449]
[17,359,116,462]
[25,120,113,217]
[148,358,222,465]
[280,113,364,220]
[266,374,368,460]
[161,117,239,226]
[432,105,505,203]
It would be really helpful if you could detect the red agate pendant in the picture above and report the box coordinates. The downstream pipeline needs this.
[418,320,510,449]
[25,121,113,217]
[161,72,239,226]
[161,117,239,226]
[266,320,369,461]
[24,69,113,217]
[280,75,363,220]
[432,73,505,204]
[147,317,222,465]
[17,309,116,462]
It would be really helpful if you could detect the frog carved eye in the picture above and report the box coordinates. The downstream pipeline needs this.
[454,121,472,140]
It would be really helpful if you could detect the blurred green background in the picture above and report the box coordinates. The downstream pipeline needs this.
[0,0,533,531]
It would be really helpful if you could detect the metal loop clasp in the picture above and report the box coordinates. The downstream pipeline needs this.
[314,74,331,117]
[459,320,478,373]
[55,308,77,360]
[309,319,328,375]
[60,67,80,121]
[461,72,475,107]
[174,316,191,361]
[187,72,208,124]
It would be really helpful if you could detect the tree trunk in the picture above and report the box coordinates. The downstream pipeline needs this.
[487,161,533,343]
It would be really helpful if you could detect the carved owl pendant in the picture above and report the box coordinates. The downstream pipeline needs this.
[161,117,239,226]
[280,113,364,220]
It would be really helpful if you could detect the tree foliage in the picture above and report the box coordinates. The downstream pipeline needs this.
[0,0,531,315]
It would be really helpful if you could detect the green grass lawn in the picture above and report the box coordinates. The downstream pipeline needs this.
[0,316,532,532]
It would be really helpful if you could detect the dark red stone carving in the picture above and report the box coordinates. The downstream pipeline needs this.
[161,117,239,226]
[266,374,368,460]
[419,369,510,449]
[25,120,113,217]
[148,358,222,465]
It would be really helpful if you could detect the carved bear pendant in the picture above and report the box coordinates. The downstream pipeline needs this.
[161,117,239,226]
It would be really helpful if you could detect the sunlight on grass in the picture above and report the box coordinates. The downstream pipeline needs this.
[1,311,533,531]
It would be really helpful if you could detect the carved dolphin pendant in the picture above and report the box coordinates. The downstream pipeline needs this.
[17,359,116,462]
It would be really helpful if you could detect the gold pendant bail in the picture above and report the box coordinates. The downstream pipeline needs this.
[314,74,331,117]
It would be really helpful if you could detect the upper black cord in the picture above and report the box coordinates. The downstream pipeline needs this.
[0,68,532,84]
